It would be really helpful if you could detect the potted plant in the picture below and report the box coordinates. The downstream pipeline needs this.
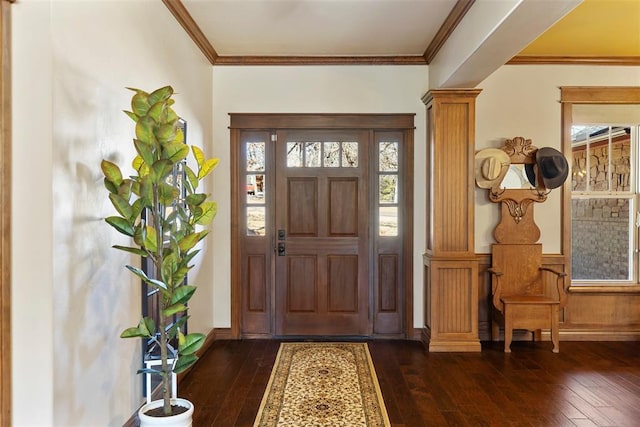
[101,85,218,425]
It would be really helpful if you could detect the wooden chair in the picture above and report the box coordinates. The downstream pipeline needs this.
[488,243,567,353]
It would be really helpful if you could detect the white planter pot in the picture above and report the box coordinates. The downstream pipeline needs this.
[138,398,194,427]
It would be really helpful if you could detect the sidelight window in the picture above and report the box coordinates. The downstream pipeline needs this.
[378,140,399,236]
[246,140,266,235]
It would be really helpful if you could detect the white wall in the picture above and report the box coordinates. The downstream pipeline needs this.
[13,1,215,425]
[475,65,640,253]
[211,65,429,329]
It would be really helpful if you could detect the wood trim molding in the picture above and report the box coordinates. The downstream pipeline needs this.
[229,113,416,130]
[560,86,640,104]
[423,0,475,64]
[0,1,10,424]
[214,55,426,66]
[509,55,640,66]
[162,0,218,65]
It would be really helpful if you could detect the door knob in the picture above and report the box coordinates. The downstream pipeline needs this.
[277,242,286,256]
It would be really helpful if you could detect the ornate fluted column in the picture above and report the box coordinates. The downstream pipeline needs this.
[422,89,481,352]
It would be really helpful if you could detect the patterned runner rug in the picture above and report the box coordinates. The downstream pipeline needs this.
[253,342,390,427]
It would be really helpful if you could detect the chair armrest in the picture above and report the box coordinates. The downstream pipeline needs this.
[487,268,504,312]
[487,267,503,276]
[540,267,568,308]
[539,267,567,277]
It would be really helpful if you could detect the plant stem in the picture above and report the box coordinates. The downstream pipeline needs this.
[153,185,172,416]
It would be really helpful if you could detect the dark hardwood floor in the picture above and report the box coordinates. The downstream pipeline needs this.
[178,339,640,426]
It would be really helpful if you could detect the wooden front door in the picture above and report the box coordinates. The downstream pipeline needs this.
[231,114,414,340]
[274,130,370,335]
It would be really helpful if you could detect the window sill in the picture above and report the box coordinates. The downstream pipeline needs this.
[569,285,640,294]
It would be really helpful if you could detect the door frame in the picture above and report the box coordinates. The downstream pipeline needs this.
[230,113,414,339]
[1,1,11,423]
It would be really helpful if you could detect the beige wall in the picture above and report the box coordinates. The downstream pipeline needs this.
[13,1,214,425]
[211,65,429,329]
[475,64,640,254]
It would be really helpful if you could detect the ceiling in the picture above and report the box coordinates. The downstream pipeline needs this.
[180,0,459,57]
[520,0,640,57]
[172,0,640,65]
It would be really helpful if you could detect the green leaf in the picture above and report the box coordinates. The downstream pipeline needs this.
[195,201,217,225]
[167,316,188,340]
[131,199,145,222]
[103,177,118,194]
[174,127,185,144]
[147,101,164,122]
[164,142,189,163]
[178,333,205,356]
[165,107,179,124]
[186,193,207,206]
[162,302,187,318]
[147,85,173,106]
[171,285,197,305]
[112,245,147,257]
[123,110,139,123]
[158,182,179,205]
[120,327,147,338]
[178,231,208,252]
[131,92,150,117]
[139,176,153,206]
[144,225,157,253]
[125,265,167,290]
[105,216,134,236]
[172,354,198,374]
[192,145,205,169]
[155,124,176,144]
[142,317,156,336]
[135,116,155,144]
[134,139,155,167]
[184,165,198,192]
[101,160,123,187]
[117,179,133,201]
[132,155,150,176]
[150,160,174,184]
[108,193,133,219]
[161,252,179,282]
[198,158,219,180]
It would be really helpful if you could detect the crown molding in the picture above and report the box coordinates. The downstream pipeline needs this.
[162,0,218,65]
[508,55,640,66]
[423,0,475,64]
[213,55,427,66]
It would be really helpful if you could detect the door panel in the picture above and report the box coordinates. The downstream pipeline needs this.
[275,129,370,336]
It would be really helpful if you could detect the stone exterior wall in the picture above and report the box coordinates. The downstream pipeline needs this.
[571,137,631,280]
[571,198,630,280]
[572,139,631,191]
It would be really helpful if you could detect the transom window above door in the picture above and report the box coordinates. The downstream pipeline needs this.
[286,141,358,168]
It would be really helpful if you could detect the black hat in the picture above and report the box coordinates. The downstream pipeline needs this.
[525,147,568,190]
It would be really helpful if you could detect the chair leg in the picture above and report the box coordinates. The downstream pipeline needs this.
[492,320,500,342]
[504,319,512,353]
[551,307,560,353]
[533,329,542,342]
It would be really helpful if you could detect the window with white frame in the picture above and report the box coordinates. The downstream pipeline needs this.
[571,124,639,283]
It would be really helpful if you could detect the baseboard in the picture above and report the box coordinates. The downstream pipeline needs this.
[556,328,640,341]
[213,327,234,340]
